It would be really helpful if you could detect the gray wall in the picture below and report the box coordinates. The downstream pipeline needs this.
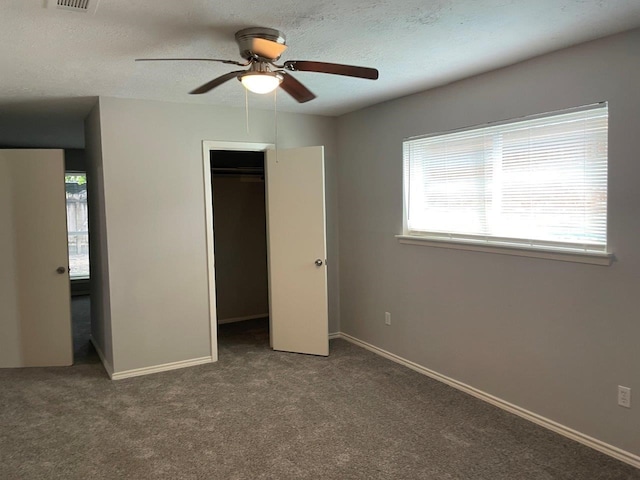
[84,102,114,370]
[212,175,269,322]
[336,29,640,456]
[96,96,339,373]
[0,117,84,148]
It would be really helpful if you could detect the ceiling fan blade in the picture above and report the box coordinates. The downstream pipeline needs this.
[190,70,246,95]
[250,38,288,59]
[279,72,316,103]
[136,58,248,67]
[283,61,379,80]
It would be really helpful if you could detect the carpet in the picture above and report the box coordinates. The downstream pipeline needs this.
[0,300,638,479]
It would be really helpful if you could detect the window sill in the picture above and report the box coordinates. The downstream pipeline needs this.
[395,235,613,266]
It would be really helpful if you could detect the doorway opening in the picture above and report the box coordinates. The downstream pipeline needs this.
[64,171,96,364]
[210,149,271,354]
[204,142,329,360]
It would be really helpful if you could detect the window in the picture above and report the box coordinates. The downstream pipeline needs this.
[402,104,609,258]
[65,173,90,279]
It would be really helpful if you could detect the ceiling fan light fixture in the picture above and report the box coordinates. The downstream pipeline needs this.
[240,72,283,94]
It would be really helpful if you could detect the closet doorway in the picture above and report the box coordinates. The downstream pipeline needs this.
[210,149,270,352]
[203,141,329,362]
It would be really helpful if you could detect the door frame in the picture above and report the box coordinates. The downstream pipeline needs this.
[202,141,274,362]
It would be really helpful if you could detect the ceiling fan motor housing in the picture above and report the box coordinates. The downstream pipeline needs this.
[235,27,287,60]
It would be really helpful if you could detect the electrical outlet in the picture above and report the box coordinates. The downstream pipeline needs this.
[618,386,631,408]
[385,312,391,325]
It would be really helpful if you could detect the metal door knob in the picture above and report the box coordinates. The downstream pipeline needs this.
[56,266,66,274]
[315,259,323,267]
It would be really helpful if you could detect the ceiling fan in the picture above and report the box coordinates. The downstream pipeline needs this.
[136,27,379,103]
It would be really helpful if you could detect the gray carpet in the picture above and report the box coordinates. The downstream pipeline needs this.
[1,298,638,479]
[71,295,98,365]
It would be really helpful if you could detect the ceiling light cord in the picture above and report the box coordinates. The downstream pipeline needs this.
[245,87,250,135]
[274,87,279,163]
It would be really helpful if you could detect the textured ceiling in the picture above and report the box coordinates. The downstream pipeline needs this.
[1,0,640,122]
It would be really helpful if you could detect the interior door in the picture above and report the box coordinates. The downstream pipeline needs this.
[265,146,329,356]
[0,149,72,368]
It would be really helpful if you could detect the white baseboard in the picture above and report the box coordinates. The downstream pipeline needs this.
[111,356,213,381]
[90,337,114,379]
[328,332,341,340]
[91,337,213,381]
[217,313,269,325]
[336,332,640,470]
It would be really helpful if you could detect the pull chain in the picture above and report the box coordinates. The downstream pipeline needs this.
[245,87,250,135]
[274,87,278,162]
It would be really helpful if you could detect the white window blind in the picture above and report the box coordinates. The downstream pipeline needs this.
[403,104,608,253]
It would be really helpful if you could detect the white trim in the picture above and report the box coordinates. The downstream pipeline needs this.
[396,235,614,266]
[335,332,640,470]
[111,356,213,381]
[203,141,274,152]
[202,141,275,364]
[202,142,217,363]
[217,313,269,325]
[90,337,113,379]
[328,332,341,340]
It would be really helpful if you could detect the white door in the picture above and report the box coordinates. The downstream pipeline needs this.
[265,147,329,356]
[0,149,72,368]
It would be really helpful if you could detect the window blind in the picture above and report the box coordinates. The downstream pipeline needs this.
[403,104,608,253]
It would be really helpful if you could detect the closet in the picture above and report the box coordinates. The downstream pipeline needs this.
[210,150,270,343]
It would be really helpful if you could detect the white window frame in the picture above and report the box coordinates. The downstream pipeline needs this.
[398,104,613,266]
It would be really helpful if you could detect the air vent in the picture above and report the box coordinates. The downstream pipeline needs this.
[48,0,98,14]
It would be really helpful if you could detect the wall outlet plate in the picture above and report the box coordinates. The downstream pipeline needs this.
[385,312,391,325]
[618,386,631,408]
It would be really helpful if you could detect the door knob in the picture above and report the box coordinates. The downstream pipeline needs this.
[56,266,66,274]
[314,259,323,267]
